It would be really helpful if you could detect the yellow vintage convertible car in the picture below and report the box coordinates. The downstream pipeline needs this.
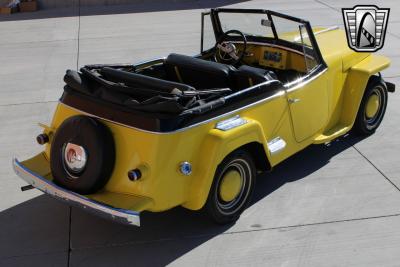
[13,8,395,226]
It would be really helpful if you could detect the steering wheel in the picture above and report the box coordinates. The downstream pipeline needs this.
[214,29,247,65]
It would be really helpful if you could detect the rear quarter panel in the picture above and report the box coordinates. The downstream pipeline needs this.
[45,89,296,212]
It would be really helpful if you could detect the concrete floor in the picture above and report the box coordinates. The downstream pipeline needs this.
[0,0,399,266]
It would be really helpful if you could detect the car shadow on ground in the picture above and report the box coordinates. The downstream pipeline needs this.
[0,133,366,265]
[251,133,366,205]
[0,0,250,22]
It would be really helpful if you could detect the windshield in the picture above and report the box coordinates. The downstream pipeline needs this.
[215,10,321,72]
[217,11,314,47]
[218,12,274,38]
[271,15,312,47]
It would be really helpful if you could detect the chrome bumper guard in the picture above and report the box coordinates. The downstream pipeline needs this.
[12,158,140,226]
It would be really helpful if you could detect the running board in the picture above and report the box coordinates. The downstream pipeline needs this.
[313,125,351,144]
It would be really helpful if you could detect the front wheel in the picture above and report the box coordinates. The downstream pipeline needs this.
[205,150,256,224]
[353,78,388,135]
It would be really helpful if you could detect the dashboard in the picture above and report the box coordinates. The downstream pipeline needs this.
[237,43,307,73]
[259,47,287,70]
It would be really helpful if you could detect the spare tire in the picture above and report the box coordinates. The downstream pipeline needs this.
[50,115,115,194]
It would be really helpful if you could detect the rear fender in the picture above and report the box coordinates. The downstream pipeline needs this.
[340,54,390,126]
[183,118,271,210]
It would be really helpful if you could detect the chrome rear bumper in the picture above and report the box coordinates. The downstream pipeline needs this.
[12,158,140,226]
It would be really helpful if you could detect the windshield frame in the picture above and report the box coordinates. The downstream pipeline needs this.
[206,8,326,68]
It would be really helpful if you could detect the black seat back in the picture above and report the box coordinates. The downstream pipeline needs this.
[233,65,279,90]
[165,53,235,90]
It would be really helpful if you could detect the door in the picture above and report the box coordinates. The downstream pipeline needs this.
[286,25,328,142]
[287,71,328,142]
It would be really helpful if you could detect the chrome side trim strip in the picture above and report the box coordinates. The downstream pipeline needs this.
[293,26,339,42]
[314,26,340,36]
[224,79,281,100]
[66,55,325,134]
[12,158,140,226]
[285,67,327,92]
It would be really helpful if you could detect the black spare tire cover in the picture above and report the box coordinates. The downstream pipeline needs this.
[50,115,115,194]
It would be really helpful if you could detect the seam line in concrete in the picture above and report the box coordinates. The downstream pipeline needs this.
[76,0,81,71]
[0,39,78,46]
[350,144,400,192]
[0,100,58,107]
[314,0,339,12]
[69,0,80,264]
[223,212,400,236]
[69,212,400,252]
[389,32,400,40]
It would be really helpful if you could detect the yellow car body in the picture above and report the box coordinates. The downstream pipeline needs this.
[13,9,393,226]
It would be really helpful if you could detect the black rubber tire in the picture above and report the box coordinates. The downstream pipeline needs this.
[50,115,115,194]
[353,77,388,135]
[205,150,256,224]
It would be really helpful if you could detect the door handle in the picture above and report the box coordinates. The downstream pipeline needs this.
[288,98,300,104]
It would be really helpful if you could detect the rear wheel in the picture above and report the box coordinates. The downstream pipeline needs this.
[205,150,256,224]
[353,78,388,135]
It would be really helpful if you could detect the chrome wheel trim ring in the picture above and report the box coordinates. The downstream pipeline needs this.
[364,85,387,130]
[62,142,88,179]
[214,158,252,216]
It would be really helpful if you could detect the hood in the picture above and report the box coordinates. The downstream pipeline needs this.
[314,28,370,71]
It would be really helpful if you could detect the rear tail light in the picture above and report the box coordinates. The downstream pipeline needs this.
[36,134,49,145]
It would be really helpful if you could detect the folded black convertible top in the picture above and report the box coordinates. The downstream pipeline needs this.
[60,62,281,132]
[64,67,197,114]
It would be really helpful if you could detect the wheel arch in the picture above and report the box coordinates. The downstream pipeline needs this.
[238,141,271,172]
[182,119,272,210]
[340,54,390,127]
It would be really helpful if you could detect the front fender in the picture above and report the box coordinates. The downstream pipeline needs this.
[340,54,390,126]
[183,118,270,210]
